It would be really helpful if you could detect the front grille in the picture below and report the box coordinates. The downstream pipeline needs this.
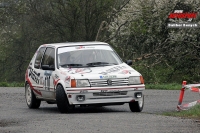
[93,91,127,96]
[89,78,128,87]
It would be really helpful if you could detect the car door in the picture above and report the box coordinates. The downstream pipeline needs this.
[40,47,55,98]
[30,47,46,93]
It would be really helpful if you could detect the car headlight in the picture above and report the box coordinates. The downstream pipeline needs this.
[71,79,90,87]
[128,76,144,85]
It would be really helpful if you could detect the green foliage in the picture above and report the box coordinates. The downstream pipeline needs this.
[110,0,200,84]
[0,0,117,82]
[0,82,24,87]
[133,63,174,84]
[133,61,200,84]
[0,82,9,87]
[163,104,200,120]
[145,83,181,90]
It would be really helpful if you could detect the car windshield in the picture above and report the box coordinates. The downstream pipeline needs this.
[57,45,123,68]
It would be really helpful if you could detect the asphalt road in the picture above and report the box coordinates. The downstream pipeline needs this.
[0,87,200,133]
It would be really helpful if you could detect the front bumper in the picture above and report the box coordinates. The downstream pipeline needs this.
[64,85,145,105]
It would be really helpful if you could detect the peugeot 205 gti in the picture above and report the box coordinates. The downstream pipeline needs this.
[25,42,145,113]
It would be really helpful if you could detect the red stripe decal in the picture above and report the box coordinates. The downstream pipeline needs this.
[54,79,60,86]
[26,69,42,96]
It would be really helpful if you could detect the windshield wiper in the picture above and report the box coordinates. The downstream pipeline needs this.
[86,62,116,67]
[60,63,83,68]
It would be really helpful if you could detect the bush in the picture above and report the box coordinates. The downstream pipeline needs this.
[0,82,9,87]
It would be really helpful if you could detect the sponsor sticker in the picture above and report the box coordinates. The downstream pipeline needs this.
[75,46,85,49]
[69,68,92,74]
[119,69,135,74]
[80,90,88,93]
[29,67,40,84]
[101,90,120,92]
[100,75,117,79]
[58,45,113,54]
[99,66,127,75]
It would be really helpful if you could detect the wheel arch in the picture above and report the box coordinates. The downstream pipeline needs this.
[55,82,66,95]
[25,81,28,86]
[55,79,66,90]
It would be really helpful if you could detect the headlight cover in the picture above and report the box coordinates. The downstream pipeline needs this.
[76,79,90,87]
[128,76,141,85]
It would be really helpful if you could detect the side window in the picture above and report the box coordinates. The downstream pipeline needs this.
[34,47,46,69]
[41,47,55,67]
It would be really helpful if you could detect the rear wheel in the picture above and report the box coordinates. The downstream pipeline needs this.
[129,96,144,112]
[56,84,74,113]
[25,83,41,109]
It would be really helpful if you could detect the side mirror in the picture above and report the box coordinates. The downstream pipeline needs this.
[126,60,133,66]
[42,65,55,71]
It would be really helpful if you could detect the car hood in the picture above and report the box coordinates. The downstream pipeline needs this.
[59,63,141,79]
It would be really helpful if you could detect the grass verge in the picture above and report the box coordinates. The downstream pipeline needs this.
[163,104,200,120]
[0,82,24,87]
[145,83,181,90]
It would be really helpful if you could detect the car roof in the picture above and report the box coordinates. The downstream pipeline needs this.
[42,41,109,48]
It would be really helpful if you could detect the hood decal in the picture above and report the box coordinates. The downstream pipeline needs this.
[58,63,139,78]
[99,65,127,75]
[68,68,92,74]
[119,70,135,74]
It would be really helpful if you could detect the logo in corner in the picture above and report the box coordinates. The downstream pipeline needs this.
[167,4,199,29]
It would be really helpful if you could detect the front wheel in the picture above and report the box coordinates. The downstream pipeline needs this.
[56,84,74,113]
[129,96,144,112]
[25,83,41,109]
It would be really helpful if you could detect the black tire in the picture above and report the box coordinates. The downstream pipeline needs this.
[129,96,144,112]
[25,83,41,109]
[56,84,74,113]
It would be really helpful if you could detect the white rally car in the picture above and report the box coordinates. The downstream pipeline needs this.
[25,42,145,113]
